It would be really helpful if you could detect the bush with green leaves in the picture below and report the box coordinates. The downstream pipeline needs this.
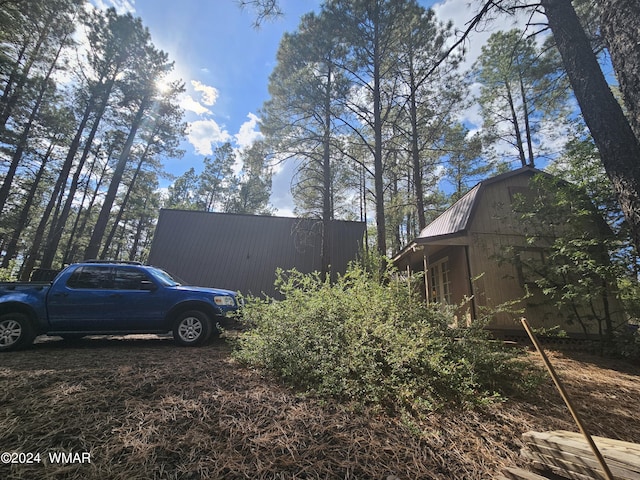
[233,259,538,413]
[0,260,18,282]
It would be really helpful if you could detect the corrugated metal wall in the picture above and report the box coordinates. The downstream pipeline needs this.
[147,210,365,298]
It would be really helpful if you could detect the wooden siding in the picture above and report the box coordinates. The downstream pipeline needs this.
[148,210,365,298]
[394,167,625,336]
[467,170,536,237]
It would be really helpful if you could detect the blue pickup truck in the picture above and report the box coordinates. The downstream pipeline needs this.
[0,261,239,351]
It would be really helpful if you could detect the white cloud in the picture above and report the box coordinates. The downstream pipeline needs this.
[90,0,135,14]
[191,80,219,106]
[268,160,297,217]
[187,119,232,155]
[459,81,483,127]
[180,95,212,116]
[235,113,264,150]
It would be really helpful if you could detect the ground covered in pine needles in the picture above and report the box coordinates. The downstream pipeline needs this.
[1,335,639,480]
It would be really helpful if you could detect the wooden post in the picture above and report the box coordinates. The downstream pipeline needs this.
[423,251,429,303]
[520,318,615,480]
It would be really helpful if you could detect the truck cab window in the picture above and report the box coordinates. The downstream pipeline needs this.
[66,266,113,289]
[113,268,152,290]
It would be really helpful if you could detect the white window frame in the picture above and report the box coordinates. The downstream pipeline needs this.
[429,257,451,304]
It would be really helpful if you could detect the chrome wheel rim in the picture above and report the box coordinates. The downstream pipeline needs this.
[0,319,22,347]
[178,316,203,342]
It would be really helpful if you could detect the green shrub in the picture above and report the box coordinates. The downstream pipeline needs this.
[233,260,538,413]
[0,260,18,282]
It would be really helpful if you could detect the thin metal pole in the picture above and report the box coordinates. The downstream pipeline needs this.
[520,318,615,480]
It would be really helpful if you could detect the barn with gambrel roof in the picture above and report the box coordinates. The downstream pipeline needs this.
[393,166,625,337]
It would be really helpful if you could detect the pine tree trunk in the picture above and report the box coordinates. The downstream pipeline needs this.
[321,62,333,281]
[64,157,110,264]
[601,0,640,145]
[40,92,113,267]
[1,142,54,267]
[519,72,535,167]
[61,148,101,263]
[39,78,117,269]
[0,19,49,130]
[0,31,67,216]
[372,3,386,256]
[128,197,148,261]
[84,95,150,260]
[541,0,640,254]
[100,142,151,259]
[505,81,527,167]
[0,42,28,128]
[19,178,66,280]
[409,65,426,231]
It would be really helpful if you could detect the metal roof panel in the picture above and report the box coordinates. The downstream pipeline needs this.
[417,184,481,239]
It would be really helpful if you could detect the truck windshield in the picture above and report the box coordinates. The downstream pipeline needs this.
[148,267,184,286]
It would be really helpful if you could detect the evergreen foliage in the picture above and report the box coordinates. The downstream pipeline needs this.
[472,29,570,168]
[507,152,639,352]
[511,173,622,339]
[233,258,539,414]
[163,141,273,215]
[0,1,186,273]
[260,0,475,256]
[0,2,273,273]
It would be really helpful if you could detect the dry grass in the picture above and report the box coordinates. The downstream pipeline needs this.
[1,335,639,479]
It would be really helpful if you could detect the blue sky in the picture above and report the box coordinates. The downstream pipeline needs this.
[92,0,326,214]
[91,0,525,216]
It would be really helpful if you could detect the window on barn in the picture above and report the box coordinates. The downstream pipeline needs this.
[514,247,546,288]
[429,258,451,304]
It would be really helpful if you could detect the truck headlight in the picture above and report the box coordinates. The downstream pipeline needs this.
[214,295,235,306]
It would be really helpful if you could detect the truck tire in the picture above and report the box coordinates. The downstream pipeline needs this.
[172,310,212,347]
[0,313,35,352]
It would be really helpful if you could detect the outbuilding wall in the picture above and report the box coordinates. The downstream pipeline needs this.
[148,210,365,298]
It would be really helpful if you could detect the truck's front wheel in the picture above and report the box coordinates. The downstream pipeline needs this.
[173,310,212,347]
[0,313,35,352]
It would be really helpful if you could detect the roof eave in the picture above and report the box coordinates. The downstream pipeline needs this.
[392,231,469,264]
[415,231,469,245]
